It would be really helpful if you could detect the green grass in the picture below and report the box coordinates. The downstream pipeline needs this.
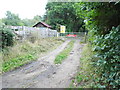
[1,37,64,73]
[54,40,74,64]
[2,54,36,72]
[71,44,99,88]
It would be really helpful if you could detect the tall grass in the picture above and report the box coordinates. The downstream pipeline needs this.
[1,37,64,73]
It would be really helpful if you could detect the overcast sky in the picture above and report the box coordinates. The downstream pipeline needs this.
[0,0,48,19]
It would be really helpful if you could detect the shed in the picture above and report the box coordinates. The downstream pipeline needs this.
[33,22,51,28]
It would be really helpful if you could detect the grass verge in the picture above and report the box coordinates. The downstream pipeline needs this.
[71,43,99,88]
[54,40,74,64]
[2,54,36,72]
[1,37,64,73]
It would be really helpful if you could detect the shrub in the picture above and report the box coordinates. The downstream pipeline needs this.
[92,25,120,88]
[73,25,120,88]
[0,26,14,50]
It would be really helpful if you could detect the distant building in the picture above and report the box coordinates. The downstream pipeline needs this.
[33,22,51,29]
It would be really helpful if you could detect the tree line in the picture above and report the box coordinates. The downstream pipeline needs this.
[43,2,85,32]
[1,11,42,27]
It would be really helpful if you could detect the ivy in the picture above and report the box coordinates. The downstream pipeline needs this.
[92,26,120,88]
[74,2,120,88]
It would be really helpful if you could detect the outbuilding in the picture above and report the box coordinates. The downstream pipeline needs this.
[33,22,51,29]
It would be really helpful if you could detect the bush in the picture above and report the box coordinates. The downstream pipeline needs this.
[92,25,120,88]
[0,26,14,50]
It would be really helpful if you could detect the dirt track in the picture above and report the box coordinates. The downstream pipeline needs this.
[2,38,84,88]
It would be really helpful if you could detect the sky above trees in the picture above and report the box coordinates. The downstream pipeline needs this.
[0,0,48,19]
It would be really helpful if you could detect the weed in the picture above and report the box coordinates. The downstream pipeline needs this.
[71,44,99,88]
[54,40,74,64]
[1,37,64,73]
[2,54,35,72]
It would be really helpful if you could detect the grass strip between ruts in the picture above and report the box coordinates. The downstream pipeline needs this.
[54,40,74,64]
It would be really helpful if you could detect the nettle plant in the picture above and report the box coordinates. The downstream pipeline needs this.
[92,25,120,88]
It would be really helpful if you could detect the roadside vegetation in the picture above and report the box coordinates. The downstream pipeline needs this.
[1,30,64,73]
[71,44,99,88]
[70,2,120,88]
[1,1,120,89]
[54,40,74,64]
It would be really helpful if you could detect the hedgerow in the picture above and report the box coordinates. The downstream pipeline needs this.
[74,2,120,88]
[92,26,120,88]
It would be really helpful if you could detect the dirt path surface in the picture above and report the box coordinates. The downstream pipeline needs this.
[2,39,84,88]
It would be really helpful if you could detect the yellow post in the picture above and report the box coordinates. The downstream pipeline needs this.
[60,25,66,33]
[60,25,66,36]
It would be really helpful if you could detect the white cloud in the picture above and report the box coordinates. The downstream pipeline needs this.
[0,0,48,19]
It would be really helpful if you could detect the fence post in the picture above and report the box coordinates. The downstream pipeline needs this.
[84,32,87,43]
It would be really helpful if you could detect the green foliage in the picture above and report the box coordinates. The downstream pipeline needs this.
[44,2,85,32]
[0,27,14,49]
[0,19,5,26]
[33,15,42,23]
[72,44,98,88]
[92,26,120,88]
[54,40,74,64]
[22,15,42,26]
[22,18,34,26]
[75,2,120,34]
[2,37,64,73]
[2,54,35,72]
[74,2,120,88]
[2,11,42,26]
[2,11,24,26]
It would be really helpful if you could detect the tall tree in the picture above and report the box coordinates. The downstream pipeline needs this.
[22,18,33,26]
[43,2,84,32]
[32,15,42,24]
[22,15,42,26]
[75,2,120,34]
[2,11,24,26]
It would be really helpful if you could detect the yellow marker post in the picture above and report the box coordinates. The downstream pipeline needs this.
[60,25,66,33]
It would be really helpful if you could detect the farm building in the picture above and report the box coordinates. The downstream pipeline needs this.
[33,22,51,29]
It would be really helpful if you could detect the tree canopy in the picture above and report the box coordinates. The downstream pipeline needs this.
[2,11,42,26]
[43,2,85,32]
[74,2,120,35]
[2,11,24,26]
